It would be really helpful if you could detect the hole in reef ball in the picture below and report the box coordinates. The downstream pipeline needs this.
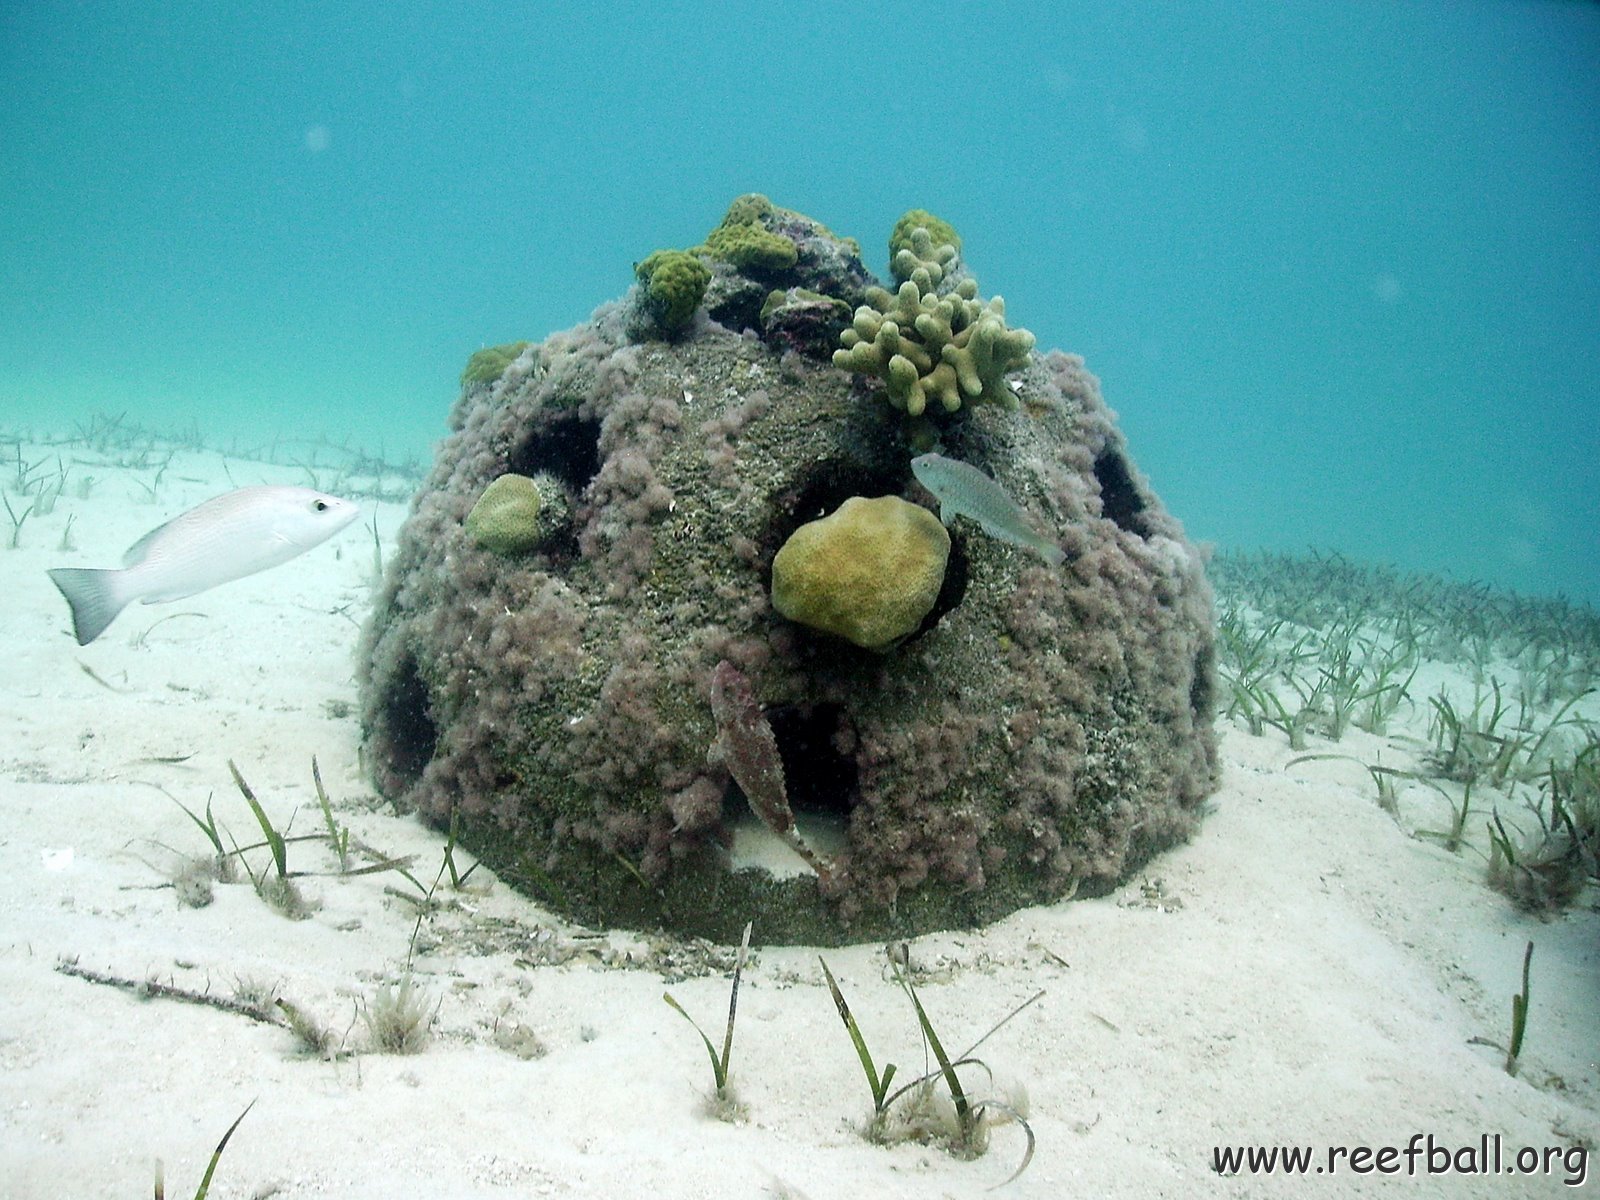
[769,703,859,817]
[379,654,438,786]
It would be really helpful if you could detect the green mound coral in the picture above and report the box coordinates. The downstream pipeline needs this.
[722,192,776,226]
[461,341,531,387]
[466,473,565,556]
[834,214,1035,419]
[635,249,712,336]
[770,495,950,651]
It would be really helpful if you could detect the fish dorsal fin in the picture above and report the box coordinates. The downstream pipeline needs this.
[122,516,178,568]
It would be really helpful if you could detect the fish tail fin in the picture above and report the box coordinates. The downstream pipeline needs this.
[1043,544,1067,568]
[47,567,128,645]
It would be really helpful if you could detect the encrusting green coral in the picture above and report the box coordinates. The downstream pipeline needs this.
[761,287,848,325]
[833,213,1035,419]
[461,341,531,387]
[703,195,800,272]
[635,249,712,337]
[740,192,860,258]
[771,495,951,651]
[759,287,855,358]
[705,224,797,271]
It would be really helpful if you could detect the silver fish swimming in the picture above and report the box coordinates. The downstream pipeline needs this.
[47,485,360,645]
[911,453,1066,567]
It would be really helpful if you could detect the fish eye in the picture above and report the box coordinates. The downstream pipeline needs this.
[313,499,329,512]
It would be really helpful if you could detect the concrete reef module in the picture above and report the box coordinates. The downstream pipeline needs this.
[357,195,1218,945]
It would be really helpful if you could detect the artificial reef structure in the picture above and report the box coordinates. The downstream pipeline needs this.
[358,196,1219,945]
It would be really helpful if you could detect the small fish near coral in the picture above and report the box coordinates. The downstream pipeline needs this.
[911,453,1066,567]
[47,485,359,645]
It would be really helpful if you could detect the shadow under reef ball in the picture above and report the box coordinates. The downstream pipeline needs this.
[357,196,1219,946]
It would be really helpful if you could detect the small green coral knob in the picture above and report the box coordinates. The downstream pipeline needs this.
[721,193,776,226]
[636,249,712,336]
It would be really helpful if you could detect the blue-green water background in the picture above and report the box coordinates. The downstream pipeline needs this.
[4,1,1596,603]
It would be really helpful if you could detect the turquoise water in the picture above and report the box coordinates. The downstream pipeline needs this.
[2,0,1595,602]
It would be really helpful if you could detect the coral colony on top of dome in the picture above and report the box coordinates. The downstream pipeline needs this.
[357,195,1219,945]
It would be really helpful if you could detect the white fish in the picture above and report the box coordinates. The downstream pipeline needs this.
[47,485,360,645]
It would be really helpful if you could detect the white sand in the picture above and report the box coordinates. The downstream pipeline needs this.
[1,439,1596,1198]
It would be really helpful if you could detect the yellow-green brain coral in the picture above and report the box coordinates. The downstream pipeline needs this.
[467,474,548,555]
[770,496,950,651]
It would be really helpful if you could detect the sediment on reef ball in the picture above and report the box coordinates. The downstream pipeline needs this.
[357,195,1219,945]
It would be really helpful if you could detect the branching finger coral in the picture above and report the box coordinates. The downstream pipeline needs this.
[833,214,1034,419]
[834,279,1033,416]
[891,224,959,289]
[890,208,962,263]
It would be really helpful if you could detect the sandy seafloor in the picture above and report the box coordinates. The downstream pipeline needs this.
[0,437,1596,1199]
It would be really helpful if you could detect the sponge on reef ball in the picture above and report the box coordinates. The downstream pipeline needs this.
[771,495,950,651]
[467,474,550,555]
